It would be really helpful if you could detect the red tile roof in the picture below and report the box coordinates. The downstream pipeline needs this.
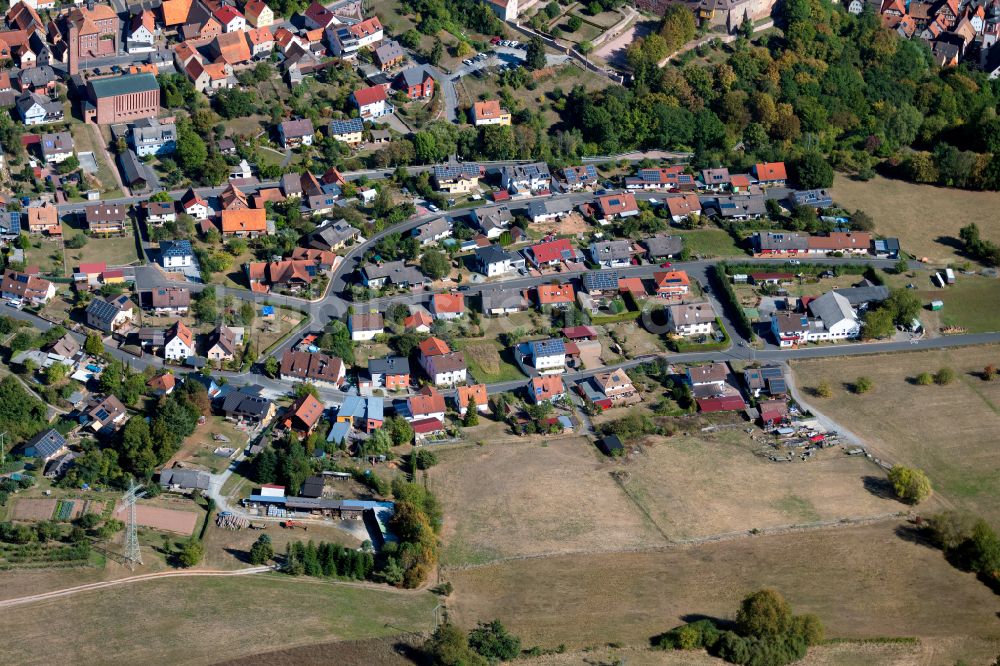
[419,337,450,357]
[537,283,575,305]
[352,85,386,106]
[432,293,465,314]
[754,162,787,182]
[530,238,574,264]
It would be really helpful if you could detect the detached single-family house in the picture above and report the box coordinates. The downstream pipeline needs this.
[282,393,324,434]
[471,204,513,239]
[524,238,580,267]
[433,163,481,193]
[527,198,573,224]
[327,16,383,57]
[85,203,129,234]
[2,270,56,305]
[529,338,566,375]
[528,375,565,404]
[336,394,384,432]
[418,337,467,386]
[561,164,599,191]
[244,0,274,27]
[159,239,194,271]
[15,91,63,125]
[26,204,60,235]
[475,244,522,277]
[351,85,391,118]
[206,324,238,361]
[86,395,129,433]
[349,312,384,341]
[374,39,405,70]
[471,99,511,126]
[164,320,196,361]
[222,385,277,426]
[367,355,410,390]
[666,301,716,336]
[481,288,530,316]
[144,201,176,226]
[412,217,452,246]
[653,270,690,299]
[590,240,636,269]
[536,283,575,309]
[595,192,639,222]
[430,293,465,320]
[182,189,210,220]
[406,385,446,422]
[500,162,551,195]
[644,234,683,260]
[753,161,787,187]
[39,131,74,164]
[329,117,364,145]
[664,194,701,222]
[455,384,489,415]
[143,286,190,314]
[393,66,434,99]
[280,350,345,388]
[86,294,135,333]
[19,429,67,462]
[278,118,314,149]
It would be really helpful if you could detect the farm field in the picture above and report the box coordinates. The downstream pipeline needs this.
[832,174,1000,265]
[443,521,1000,660]
[452,338,525,383]
[429,438,665,565]
[0,574,438,665]
[619,430,906,540]
[792,345,1000,523]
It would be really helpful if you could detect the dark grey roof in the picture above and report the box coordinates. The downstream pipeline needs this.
[18,66,57,88]
[118,150,148,186]
[329,117,363,135]
[475,244,515,265]
[583,270,619,291]
[87,295,131,325]
[308,218,358,249]
[528,198,573,218]
[160,468,210,489]
[481,288,528,311]
[397,66,431,87]
[374,40,404,63]
[222,386,273,419]
[531,338,565,357]
[433,162,480,180]
[368,355,410,376]
[160,239,193,258]
[644,234,683,257]
[832,285,890,306]
[22,429,66,459]
[300,475,325,498]
[361,260,426,285]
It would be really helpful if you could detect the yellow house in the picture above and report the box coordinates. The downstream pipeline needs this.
[244,0,274,27]
[433,163,482,194]
[471,100,511,126]
[329,117,364,146]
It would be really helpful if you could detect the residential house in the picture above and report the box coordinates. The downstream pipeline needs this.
[184,58,235,93]
[86,294,135,333]
[483,0,519,20]
[664,194,702,222]
[404,310,433,331]
[360,260,427,288]
[367,356,410,390]
[280,350,345,388]
[329,117,364,145]
[328,16,383,56]
[666,301,716,336]
[456,384,489,415]
[624,166,695,191]
[430,293,465,320]
[130,117,176,157]
[475,244,522,277]
[1,269,55,304]
[418,337,467,386]
[593,368,641,406]
[712,194,767,219]
[349,312,384,341]
[134,203,170,231]
[306,218,360,250]
[159,239,194,271]
[26,204,60,235]
[244,0,274,27]
[590,239,636,268]
[85,203,129,234]
[412,216,452,246]
[527,198,573,223]
[18,429,67,462]
[406,385,446,422]
[687,363,729,389]
[246,26,275,56]
[536,283,575,309]
[164,320,195,361]
[529,338,566,375]
[47,334,81,360]
[351,85,391,118]
[644,234,683,260]
[39,131,74,164]
[86,395,129,433]
[15,91,63,125]
[393,66,434,99]
[213,4,246,32]
[127,9,156,54]
[143,287,190,314]
[524,238,580,267]
[790,189,832,208]
[561,164,599,190]
[374,40,405,70]
[500,162,551,195]
[700,167,731,191]
[529,375,565,404]
[229,159,253,180]
[290,247,339,271]
[471,204,513,239]
[770,311,811,347]
[182,189,210,220]
[481,288,530,316]
[221,209,268,237]
[221,385,276,425]
[806,232,873,255]
[246,260,315,294]
[278,118,314,149]
[159,467,210,491]
[206,324,238,361]
[433,163,482,193]
[872,238,901,259]
[753,161,787,187]
[332,395,383,434]
[653,270,690,299]
[282,393,324,434]
[806,291,860,342]
[595,192,639,221]
[751,231,809,256]
[580,272,619,301]
[471,99,511,126]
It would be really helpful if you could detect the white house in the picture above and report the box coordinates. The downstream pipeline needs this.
[475,244,522,277]
[666,302,716,337]
[182,190,210,220]
[349,313,384,342]
[127,10,156,54]
[529,339,566,375]
[278,118,314,149]
[328,16,383,57]
[164,322,196,361]
[806,291,860,342]
[424,352,467,386]
[15,92,63,126]
[229,159,253,180]
[351,85,391,119]
[213,5,247,32]
[160,240,195,271]
[412,217,452,246]
[39,132,74,164]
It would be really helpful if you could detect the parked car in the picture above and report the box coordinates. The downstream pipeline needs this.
[788,259,801,265]
[463,59,472,65]
[490,36,501,44]
[660,261,672,268]
[428,204,440,212]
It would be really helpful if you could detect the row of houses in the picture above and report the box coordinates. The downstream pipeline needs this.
[752,231,901,258]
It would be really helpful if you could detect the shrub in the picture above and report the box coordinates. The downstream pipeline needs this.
[934,367,955,385]
[814,380,832,398]
[853,376,873,394]
[736,588,792,637]
[915,372,933,385]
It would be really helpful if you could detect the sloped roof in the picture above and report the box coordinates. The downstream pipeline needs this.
[220,208,266,233]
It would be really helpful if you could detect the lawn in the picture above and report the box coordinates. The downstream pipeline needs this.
[69,123,122,197]
[555,17,603,44]
[62,226,140,268]
[429,437,664,565]
[0,574,437,665]
[832,174,1000,266]
[168,415,252,473]
[792,345,1000,523]
[444,521,1000,660]
[21,237,66,277]
[879,274,1000,335]
[676,228,745,257]
[452,338,526,383]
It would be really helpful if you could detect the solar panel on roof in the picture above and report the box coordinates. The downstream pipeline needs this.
[95,408,109,420]
[768,378,787,393]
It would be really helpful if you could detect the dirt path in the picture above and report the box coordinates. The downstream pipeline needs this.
[0,566,272,608]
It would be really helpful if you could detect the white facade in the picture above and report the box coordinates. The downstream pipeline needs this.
[431,367,467,386]
[350,327,383,342]
[164,336,194,361]
[128,25,156,53]
[482,258,516,277]
[162,253,193,269]
[532,352,566,375]
[357,98,388,118]
[184,202,210,220]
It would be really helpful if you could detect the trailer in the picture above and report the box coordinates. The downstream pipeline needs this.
[930,300,944,311]
[933,273,946,288]
[945,268,956,285]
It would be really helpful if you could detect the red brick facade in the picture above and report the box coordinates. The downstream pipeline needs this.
[88,89,159,125]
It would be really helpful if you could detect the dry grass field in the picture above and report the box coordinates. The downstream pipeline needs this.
[832,175,1000,265]
[452,338,524,383]
[793,345,1000,523]
[429,438,665,565]
[0,575,437,665]
[444,522,1000,659]
[621,431,905,539]
[201,522,363,570]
